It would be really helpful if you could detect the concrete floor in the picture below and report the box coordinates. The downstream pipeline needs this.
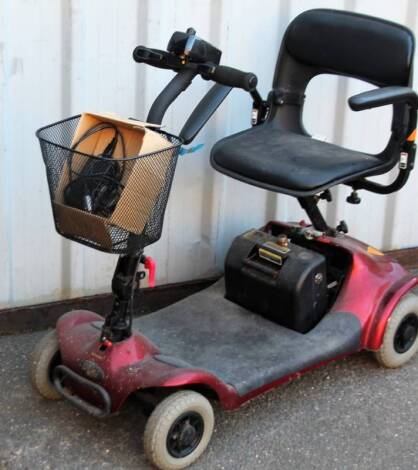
[1,329,418,469]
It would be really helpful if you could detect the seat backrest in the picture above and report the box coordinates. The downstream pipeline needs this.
[270,9,415,154]
[280,9,414,87]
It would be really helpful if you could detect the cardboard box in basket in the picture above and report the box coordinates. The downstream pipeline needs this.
[53,112,173,249]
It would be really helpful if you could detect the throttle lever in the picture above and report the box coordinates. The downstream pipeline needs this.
[132,46,174,69]
[133,46,163,60]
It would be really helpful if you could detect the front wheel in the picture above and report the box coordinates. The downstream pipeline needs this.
[143,390,214,470]
[375,293,418,368]
[29,330,62,400]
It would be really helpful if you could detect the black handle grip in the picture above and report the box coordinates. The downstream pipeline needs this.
[208,65,258,92]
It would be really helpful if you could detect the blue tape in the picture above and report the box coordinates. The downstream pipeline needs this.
[179,143,204,156]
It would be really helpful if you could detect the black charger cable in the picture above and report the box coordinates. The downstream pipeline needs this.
[64,122,127,217]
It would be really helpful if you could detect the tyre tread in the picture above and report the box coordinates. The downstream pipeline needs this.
[29,330,62,400]
[144,390,214,470]
[375,293,418,368]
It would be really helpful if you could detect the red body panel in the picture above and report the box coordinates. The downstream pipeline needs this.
[320,234,417,349]
[56,227,417,412]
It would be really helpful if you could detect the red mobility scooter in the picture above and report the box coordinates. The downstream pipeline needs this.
[32,9,418,470]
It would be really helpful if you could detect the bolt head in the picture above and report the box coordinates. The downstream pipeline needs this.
[314,273,323,284]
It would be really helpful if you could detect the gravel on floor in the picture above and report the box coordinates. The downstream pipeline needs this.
[1,329,418,469]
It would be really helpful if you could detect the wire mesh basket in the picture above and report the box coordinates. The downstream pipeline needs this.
[36,115,182,254]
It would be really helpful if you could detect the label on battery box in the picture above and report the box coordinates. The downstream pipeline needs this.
[258,241,289,266]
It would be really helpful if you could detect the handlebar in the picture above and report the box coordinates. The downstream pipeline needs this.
[133,45,258,92]
[133,29,267,134]
[203,65,257,92]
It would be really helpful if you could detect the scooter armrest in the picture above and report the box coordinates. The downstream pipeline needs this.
[348,86,418,111]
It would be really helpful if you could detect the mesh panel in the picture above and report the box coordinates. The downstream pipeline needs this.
[36,115,182,254]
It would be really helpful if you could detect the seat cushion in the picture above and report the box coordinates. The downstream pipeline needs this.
[210,123,389,196]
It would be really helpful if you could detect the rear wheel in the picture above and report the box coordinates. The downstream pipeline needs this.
[30,330,62,400]
[375,293,418,368]
[144,390,214,470]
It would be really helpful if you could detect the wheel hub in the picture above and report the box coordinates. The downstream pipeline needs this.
[394,313,418,354]
[167,411,204,458]
[179,422,197,446]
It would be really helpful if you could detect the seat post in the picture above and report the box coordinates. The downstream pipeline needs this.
[298,197,330,233]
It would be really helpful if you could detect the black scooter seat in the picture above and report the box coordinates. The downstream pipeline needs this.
[134,279,361,396]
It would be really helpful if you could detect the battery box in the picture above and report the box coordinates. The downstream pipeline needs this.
[224,228,328,333]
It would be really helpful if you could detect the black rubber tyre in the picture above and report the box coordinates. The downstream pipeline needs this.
[29,330,62,400]
[375,293,418,368]
[143,390,214,470]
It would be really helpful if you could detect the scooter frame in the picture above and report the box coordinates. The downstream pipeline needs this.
[53,220,417,416]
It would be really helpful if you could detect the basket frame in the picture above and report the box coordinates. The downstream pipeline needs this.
[37,114,183,255]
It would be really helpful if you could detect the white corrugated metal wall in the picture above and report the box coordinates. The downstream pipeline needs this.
[0,0,417,308]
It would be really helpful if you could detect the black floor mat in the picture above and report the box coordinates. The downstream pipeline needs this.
[134,280,361,395]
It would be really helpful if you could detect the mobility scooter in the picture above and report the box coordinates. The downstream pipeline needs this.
[32,9,418,470]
